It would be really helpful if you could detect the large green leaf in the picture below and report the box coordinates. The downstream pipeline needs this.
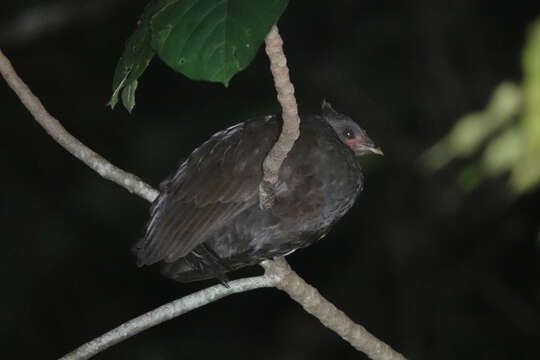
[151,0,289,86]
[110,0,288,112]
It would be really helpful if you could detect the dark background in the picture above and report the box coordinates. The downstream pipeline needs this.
[2,1,540,359]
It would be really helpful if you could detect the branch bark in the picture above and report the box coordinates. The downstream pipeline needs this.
[58,275,278,360]
[0,49,158,203]
[259,25,300,209]
[60,259,406,360]
[262,258,407,360]
[1,30,407,360]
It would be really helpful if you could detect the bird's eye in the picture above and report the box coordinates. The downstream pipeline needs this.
[342,129,355,139]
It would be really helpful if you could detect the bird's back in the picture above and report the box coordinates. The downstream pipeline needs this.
[135,114,364,283]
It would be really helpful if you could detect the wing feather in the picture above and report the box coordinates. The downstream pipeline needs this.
[135,117,280,265]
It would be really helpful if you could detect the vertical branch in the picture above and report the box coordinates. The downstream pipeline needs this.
[259,26,406,360]
[259,25,300,209]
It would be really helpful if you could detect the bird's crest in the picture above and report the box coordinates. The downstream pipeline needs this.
[321,99,338,117]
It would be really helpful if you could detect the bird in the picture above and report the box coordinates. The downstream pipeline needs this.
[133,101,383,284]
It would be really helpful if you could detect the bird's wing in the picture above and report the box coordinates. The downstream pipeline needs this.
[135,117,279,265]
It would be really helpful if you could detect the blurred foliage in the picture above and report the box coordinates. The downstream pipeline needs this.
[515,17,540,192]
[422,17,540,194]
[109,0,289,112]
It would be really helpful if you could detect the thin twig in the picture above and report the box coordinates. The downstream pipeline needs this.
[59,275,278,360]
[0,48,158,203]
[259,25,300,209]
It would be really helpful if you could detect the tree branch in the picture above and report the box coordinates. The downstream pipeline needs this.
[1,34,406,360]
[262,258,407,360]
[58,275,278,360]
[60,258,406,360]
[0,48,158,203]
[259,25,300,209]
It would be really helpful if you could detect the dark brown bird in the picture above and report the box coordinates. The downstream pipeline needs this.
[134,101,382,284]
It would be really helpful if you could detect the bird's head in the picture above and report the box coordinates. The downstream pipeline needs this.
[322,100,383,157]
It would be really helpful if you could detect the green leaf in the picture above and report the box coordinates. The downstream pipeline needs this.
[151,0,289,86]
[108,1,161,112]
[121,80,138,113]
[109,0,288,112]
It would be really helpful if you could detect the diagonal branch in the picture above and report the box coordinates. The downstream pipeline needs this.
[262,258,407,360]
[0,48,158,203]
[58,257,406,360]
[58,275,278,360]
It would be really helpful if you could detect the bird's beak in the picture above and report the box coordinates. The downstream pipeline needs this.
[346,137,384,156]
[368,146,384,156]
[351,142,384,156]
